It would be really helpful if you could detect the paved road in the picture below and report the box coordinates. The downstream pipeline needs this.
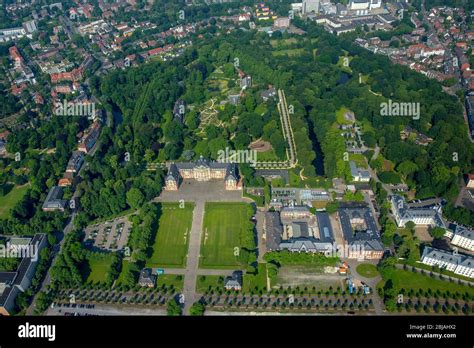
[344,259,385,315]
[182,200,205,315]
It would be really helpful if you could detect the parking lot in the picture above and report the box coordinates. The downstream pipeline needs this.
[47,302,166,316]
[84,216,132,251]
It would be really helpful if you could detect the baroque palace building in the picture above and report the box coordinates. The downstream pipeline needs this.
[165,156,241,191]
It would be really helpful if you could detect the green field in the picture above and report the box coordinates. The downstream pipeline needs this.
[243,264,268,292]
[200,202,251,269]
[379,268,474,296]
[356,264,379,278]
[349,153,368,169]
[146,203,194,268]
[335,107,355,126]
[86,254,115,283]
[256,148,281,162]
[116,259,130,284]
[0,184,29,219]
[272,48,305,57]
[156,274,184,291]
[270,38,298,48]
[196,275,223,293]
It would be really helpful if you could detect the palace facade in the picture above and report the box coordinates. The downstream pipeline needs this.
[165,157,241,191]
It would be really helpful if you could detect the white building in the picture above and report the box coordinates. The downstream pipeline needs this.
[349,0,382,15]
[303,0,320,14]
[421,247,474,278]
[349,161,371,182]
[390,195,446,228]
[450,225,474,252]
[0,27,26,42]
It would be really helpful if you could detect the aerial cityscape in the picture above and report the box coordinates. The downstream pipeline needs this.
[0,0,473,344]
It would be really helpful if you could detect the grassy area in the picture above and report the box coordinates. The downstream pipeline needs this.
[379,268,474,297]
[0,184,28,219]
[311,201,328,210]
[289,169,331,189]
[270,38,298,48]
[256,148,281,162]
[243,264,268,292]
[200,202,250,269]
[242,190,264,207]
[349,153,368,169]
[254,103,267,115]
[272,48,305,57]
[196,275,223,293]
[335,107,355,126]
[356,264,379,278]
[146,203,194,268]
[399,261,474,283]
[156,274,184,291]
[86,254,115,283]
[116,259,130,284]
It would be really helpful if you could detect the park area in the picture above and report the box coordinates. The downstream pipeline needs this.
[0,184,28,219]
[378,268,474,297]
[146,203,194,268]
[200,202,252,269]
[85,254,115,284]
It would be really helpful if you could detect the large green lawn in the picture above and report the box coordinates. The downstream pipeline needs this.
[0,184,29,219]
[200,202,251,269]
[379,268,474,297]
[86,254,115,283]
[146,203,194,268]
[356,263,379,278]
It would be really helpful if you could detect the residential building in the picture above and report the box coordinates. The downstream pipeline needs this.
[240,75,252,89]
[66,151,84,173]
[260,85,276,101]
[274,17,290,29]
[224,271,243,291]
[23,20,37,34]
[42,186,67,212]
[421,246,474,278]
[349,161,371,182]
[303,0,320,15]
[138,268,156,287]
[78,121,101,154]
[0,27,26,42]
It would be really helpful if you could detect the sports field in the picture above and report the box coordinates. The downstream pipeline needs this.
[200,202,251,269]
[146,203,194,268]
